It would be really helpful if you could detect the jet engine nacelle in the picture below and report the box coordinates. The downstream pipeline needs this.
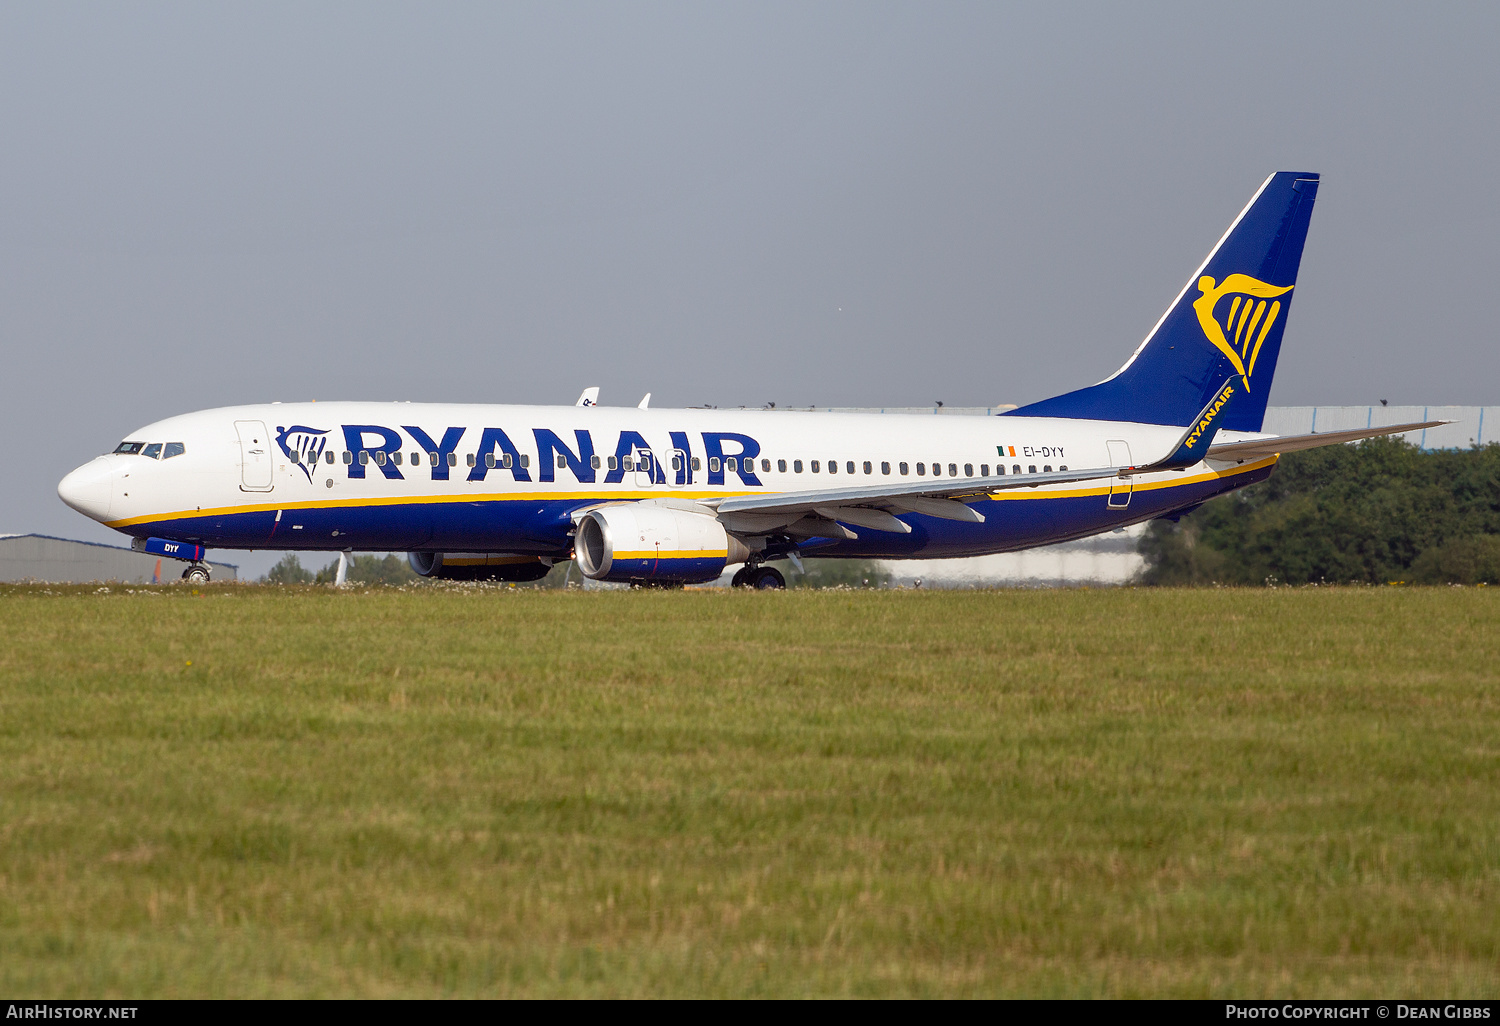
[407,551,553,582]
[574,504,749,584]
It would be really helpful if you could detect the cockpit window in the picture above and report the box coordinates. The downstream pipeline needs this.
[164,442,185,459]
[142,443,162,460]
[113,442,145,455]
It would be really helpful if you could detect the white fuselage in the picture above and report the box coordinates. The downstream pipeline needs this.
[58,401,1276,564]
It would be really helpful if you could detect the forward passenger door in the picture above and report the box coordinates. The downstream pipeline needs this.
[236,420,274,492]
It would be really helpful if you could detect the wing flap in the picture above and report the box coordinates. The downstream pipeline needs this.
[710,465,1124,530]
[813,506,913,533]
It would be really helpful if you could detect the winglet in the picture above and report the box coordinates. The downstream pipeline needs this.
[638,393,652,409]
[1135,376,1245,473]
[576,387,600,407]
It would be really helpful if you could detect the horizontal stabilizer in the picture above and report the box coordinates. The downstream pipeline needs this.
[1206,421,1449,461]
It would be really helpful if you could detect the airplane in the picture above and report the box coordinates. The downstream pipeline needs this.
[58,171,1441,588]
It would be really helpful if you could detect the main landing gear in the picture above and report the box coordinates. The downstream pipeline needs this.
[731,564,785,590]
[181,562,211,584]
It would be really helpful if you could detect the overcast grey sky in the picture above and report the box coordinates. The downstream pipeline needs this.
[5,1,1498,570]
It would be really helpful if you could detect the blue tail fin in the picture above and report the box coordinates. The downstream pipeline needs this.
[1005,171,1319,432]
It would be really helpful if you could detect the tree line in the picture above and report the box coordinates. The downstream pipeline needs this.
[1139,438,1500,585]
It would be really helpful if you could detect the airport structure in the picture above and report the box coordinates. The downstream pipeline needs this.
[0,534,238,584]
[815,405,1494,449]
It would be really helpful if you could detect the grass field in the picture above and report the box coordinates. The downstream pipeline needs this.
[1,584,1497,998]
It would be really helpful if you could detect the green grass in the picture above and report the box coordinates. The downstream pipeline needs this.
[1,584,1497,997]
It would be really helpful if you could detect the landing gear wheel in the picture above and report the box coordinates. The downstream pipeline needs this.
[750,566,785,590]
[730,565,752,588]
[181,563,211,584]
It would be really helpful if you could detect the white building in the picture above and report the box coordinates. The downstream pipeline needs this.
[0,534,238,584]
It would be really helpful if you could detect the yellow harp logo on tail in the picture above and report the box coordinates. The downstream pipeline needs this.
[1191,274,1293,390]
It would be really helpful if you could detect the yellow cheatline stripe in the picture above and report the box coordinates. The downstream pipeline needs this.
[612,549,727,560]
[105,488,741,529]
[983,456,1276,501]
[108,457,1279,530]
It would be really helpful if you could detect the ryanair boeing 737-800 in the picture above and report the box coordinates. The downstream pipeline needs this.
[57,172,1439,587]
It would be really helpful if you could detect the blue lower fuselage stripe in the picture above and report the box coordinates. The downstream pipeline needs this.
[124,466,1269,559]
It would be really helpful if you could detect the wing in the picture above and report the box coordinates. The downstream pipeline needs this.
[1206,420,1447,461]
[706,465,1124,538]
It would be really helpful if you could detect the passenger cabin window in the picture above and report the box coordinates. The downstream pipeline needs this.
[1043,465,1052,473]
[778,459,787,472]
[486,453,496,469]
[502,453,513,469]
[691,457,701,471]
[949,463,958,477]
[1060,465,1068,471]
[343,451,354,465]
[375,451,387,466]
[709,457,721,472]
[467,453,476,467]
[591,455,601,470]
[981,464,990,476]
[1028,465,1037,473]
[811,460,820,472]
[323,450,333,464]
[392,452,402,466]
[556,455,567,469]
[794,460,803,473]
[932,463,941,477]
[164,442,186,460]
[1012,464,1021,474]
[360,451,371,465]
[142,443,162,460]
[429,452,439,466]
[520,455,530,468]
[964,463,973,476]
[863,461,872,474]
[761,459,770,472]
[623,456,634,470]
[608,456,618,470]
[827,460,836,474]
[411,452,419,465]
[916,463,925,476]
[113,442,145,455]
[881,461,891,475]
[899,462,909,475]
[725,457,736,472]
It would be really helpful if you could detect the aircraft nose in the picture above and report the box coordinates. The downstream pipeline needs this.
[58,457,117,522]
